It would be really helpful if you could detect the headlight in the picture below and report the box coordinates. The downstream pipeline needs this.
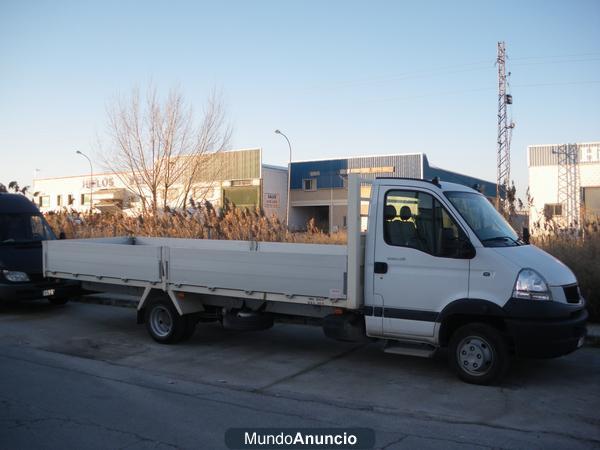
[512,269,551,300]
[2,270,30,282]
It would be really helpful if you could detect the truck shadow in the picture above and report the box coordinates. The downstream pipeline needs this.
[0,299,69,316]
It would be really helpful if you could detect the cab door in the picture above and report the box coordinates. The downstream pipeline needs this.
[373,187,471,339]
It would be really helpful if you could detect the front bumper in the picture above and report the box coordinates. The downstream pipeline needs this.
[504,298,588,358]
[0,279,80,302]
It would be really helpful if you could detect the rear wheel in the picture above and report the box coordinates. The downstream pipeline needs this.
[449,323,510,385]
[145,299,186,344]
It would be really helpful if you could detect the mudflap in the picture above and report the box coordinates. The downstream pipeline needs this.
[323,313,370,343]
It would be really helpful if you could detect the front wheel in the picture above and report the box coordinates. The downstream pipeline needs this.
[448,323,510,385]
[144,299,186,344]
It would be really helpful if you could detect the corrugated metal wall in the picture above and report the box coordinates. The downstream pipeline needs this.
[290,154,422,189]
[192,148,261,182]
[528,143,600,167]
[422,155,497,198]
[528,145,561,167]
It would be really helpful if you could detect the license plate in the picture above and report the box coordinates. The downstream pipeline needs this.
[43,289,55,297]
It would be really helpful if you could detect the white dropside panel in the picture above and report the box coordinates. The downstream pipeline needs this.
[165,240,347,299]
[44,239,162,283]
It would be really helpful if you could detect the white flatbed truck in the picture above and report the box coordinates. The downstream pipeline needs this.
[43,175,588,384]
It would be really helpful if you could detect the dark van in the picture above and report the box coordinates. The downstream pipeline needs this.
[0,193,78,304]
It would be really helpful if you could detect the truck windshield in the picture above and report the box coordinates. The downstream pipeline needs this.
[0,214,56,244]
[444,191,522,247]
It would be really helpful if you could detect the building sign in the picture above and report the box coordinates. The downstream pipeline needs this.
[82,176,116,189]
[263,192,280,208]
[580,144,600,163]
[342,166,395,175]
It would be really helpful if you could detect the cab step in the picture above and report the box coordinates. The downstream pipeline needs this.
[383,340,437,358]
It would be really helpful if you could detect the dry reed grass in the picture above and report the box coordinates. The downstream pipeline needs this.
[44,205,347,245]
[532,219,600,322]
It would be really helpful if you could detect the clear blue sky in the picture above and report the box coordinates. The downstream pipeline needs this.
[1,0,599,199]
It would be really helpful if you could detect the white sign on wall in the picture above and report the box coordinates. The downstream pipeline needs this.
[263,192,280,208]
[82,176,115,189]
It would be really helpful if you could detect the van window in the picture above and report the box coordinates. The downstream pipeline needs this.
[383,190,466,258]
[0,214,55,243]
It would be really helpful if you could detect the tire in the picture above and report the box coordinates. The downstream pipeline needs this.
[144,298,186,344]
[48,297,68,306]
[448,322,510,385]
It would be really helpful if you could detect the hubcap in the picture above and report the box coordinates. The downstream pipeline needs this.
[457,336,494,376]
[149,305,173,338]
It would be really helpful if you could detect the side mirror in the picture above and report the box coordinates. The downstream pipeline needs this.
[59,231,66,240]
[522,227,530,244]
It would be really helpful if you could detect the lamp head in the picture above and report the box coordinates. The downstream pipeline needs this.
[274,129,281,134]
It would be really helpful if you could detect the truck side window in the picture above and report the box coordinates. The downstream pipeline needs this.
[384,190,466,258]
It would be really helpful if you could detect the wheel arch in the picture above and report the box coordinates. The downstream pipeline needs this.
[438,298,507,347]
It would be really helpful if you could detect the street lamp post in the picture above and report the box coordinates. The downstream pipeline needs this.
[274,129,292,229]
[76,150,93,213]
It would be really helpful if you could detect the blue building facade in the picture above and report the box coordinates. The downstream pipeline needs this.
[289,153,497,231]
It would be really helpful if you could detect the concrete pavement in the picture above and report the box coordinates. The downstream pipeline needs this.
[1,300,599,449]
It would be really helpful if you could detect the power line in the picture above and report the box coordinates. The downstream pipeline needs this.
[509,51,600,61]
[355,80,600,105]
[302,53,600,92]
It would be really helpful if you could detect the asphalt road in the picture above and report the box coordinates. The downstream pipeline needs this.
[0,300,599,450]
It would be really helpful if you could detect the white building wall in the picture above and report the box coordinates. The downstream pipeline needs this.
[529,165,559,229]
[32,173,131,213]
[261,165,287,221]
[528,142,600,232]
[33,164,289,217]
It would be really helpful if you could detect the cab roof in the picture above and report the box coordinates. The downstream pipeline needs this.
[373,177,479,194]
[0,193,41,214]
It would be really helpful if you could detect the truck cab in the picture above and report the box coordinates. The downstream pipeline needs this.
[364,177,588,383]
[0,193,78,304]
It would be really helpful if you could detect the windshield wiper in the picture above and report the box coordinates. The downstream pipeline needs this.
[481,236,521,246]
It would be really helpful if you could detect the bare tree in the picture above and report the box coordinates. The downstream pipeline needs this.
[103,86,231,214]
[179,91,231,209]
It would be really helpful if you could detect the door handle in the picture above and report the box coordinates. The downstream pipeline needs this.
[374,262,388,274]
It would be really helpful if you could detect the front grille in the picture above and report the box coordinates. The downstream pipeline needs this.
[563,284,580,304]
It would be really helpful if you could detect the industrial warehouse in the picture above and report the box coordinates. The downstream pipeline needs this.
[32,148,288,220]
[288,153,497,231]
[32,148,497,232]
[528,141,600,231]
